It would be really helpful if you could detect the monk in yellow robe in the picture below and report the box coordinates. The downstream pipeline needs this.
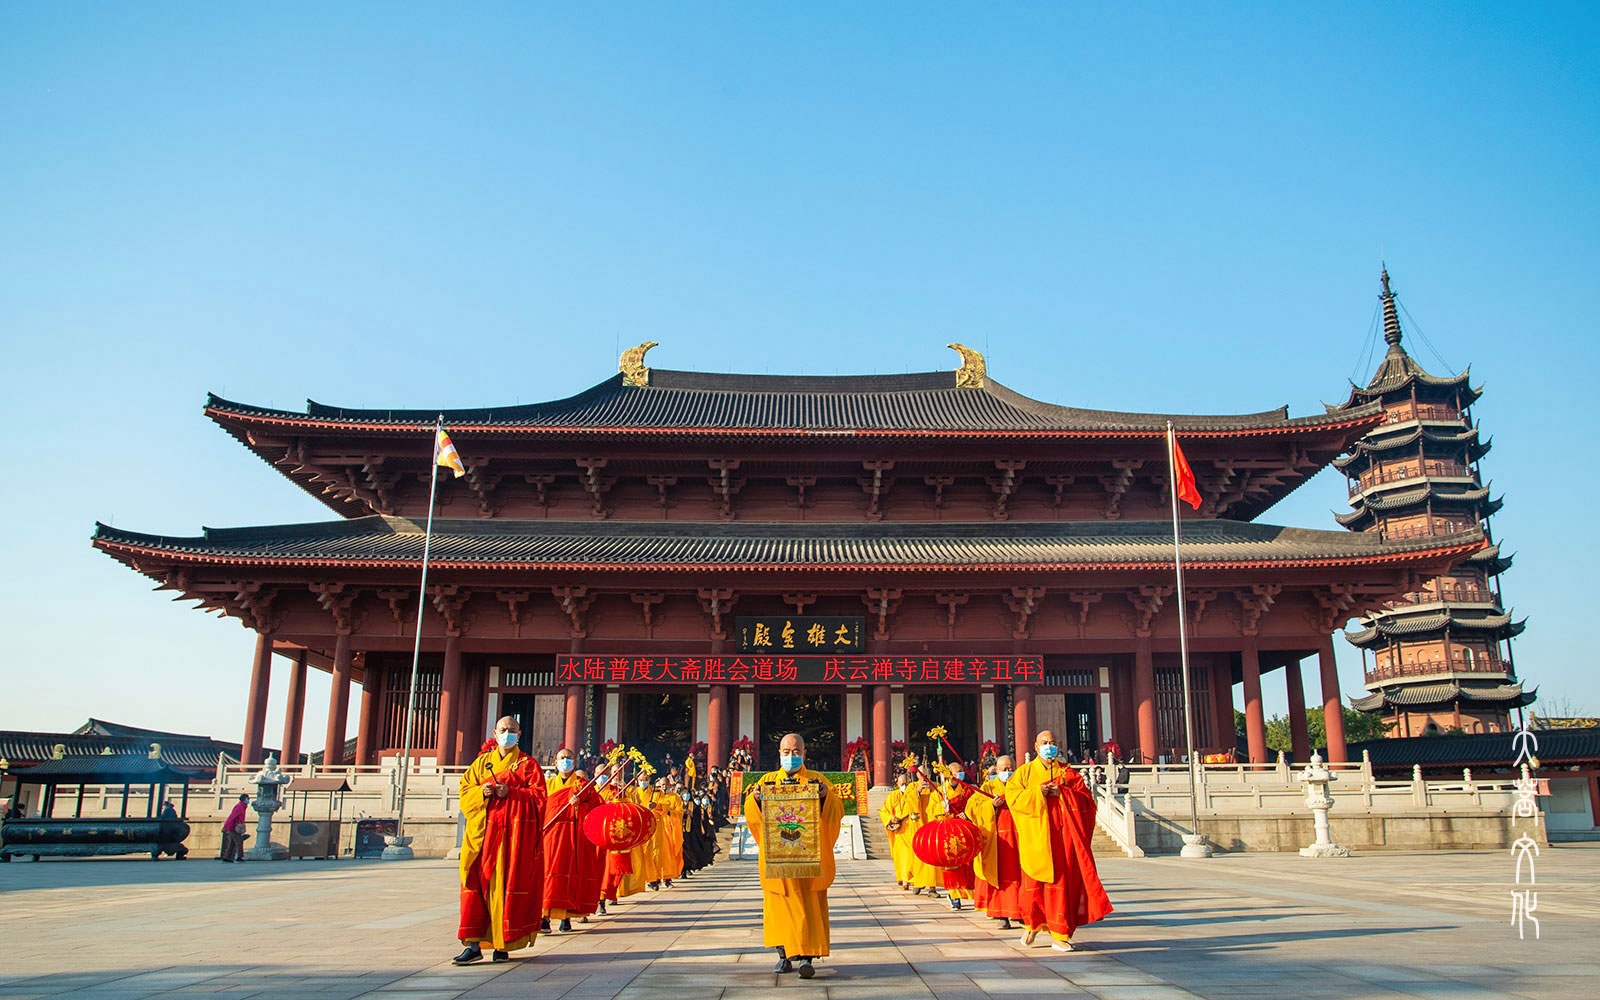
[452,716,547,965]
[877,771,916,889]
[897,768,941,896]
[744,733,844,980]
[621,773,662,895]
[965,754,1024,930]
[1006,730,1113,951]
[654,780,684,885]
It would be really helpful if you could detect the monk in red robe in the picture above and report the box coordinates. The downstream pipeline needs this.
[542,749,605,933]
[1006,730,1112,951]
[596,776,632,913]
[453,716,548,965]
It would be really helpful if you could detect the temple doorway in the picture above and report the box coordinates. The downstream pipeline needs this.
[620,692,694,768]
[758,693,840,771]
[497,692,565,762]
[906,692,979,769]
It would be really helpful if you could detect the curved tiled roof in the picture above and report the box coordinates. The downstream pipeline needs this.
[205,370,1385,439]
[1349,681,1533,711]
[1344,609,1525,647]
[92,515,1485,574]
[1329,346,1482,411]
[1336,483,1496,527]
[1332,426,1488,470]
[1348,726,1597,769]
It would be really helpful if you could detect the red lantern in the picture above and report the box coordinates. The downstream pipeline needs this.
[583,801,656,852]
[912,816,984,870]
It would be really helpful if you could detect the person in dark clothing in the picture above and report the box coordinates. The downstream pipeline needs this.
[157,800,189,859]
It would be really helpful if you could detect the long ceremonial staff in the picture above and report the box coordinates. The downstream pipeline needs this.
[392,415,445,845]
[916,733,1000,803]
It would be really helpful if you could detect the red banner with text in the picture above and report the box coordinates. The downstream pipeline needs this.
[556,654,1043,686]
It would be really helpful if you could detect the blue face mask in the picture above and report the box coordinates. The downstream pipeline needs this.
[781,754,804,774]
[557,758,574,774]
[496,731,518,750]
[953,772,966,782]
[1039,744,1059,760]
[997,769,1013,781]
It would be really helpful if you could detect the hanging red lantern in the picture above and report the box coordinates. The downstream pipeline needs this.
[912,816,984,870]
[582,801,656,852]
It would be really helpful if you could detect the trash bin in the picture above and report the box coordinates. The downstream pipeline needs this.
[354,818,397,858]
[289,820,341,859]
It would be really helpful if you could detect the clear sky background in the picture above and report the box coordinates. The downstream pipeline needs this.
[2,4,1595,749]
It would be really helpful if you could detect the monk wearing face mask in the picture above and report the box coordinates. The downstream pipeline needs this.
[1005,730,1112,952]
[743,733,843,980]
[452,716,548,965]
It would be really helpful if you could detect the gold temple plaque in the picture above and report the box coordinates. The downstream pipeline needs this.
[760,781,823,879]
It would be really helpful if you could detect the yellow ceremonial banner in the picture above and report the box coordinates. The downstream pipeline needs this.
[760,781,823,879]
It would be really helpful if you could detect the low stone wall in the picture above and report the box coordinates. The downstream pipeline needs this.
[1137,810,1541,855]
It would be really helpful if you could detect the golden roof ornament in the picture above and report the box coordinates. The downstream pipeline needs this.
[948,343,986,389]
[619,341,659,387]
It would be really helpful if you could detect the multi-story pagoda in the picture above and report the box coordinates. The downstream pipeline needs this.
[92,341,1488,781]
[1335,270,1532,735]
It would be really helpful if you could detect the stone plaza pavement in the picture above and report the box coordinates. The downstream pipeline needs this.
[0,844,1595,1000]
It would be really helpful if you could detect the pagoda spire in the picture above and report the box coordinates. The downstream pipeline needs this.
[1379,265,1404,349]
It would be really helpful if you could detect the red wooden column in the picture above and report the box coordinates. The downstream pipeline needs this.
[436,636,463,765]
[1209,657,1235,754]
[1241,642,1267,764]
[281,649,308,766]
[708,685,729,769]
[241,634,274,766]
[1013,684,1036,757]
[870,685,891,786]
[1319,636,1348,763]
[465,664,488,756]
[1285,655,1311,761]
[1134,637,1157,763]
[563,685,585,754]
[355,657,385,766]
[324,633,353,766]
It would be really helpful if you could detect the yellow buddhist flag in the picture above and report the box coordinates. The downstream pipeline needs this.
[685,756,697,786]
[435,427,466,478]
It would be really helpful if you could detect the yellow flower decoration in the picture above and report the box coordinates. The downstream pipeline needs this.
[606,746,626,764]
[899,753,921,772]
[932,760,953,780]
[926,725,948,741]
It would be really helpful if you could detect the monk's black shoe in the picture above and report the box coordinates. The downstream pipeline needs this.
[540,917,551,932]
[774,958,793,974]
[492,950,510,962]
[451,946,483,965]
[558,918,572,932]
[598,900,608,915]
[796,958,815,979]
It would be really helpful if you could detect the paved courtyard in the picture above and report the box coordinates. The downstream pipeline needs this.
[1,844,1595,999]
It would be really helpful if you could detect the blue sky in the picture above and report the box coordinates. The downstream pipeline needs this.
[2,4,1595,746]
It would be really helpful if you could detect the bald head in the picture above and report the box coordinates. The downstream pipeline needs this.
[995,754,1015,771]
[779,733,806,773]
[1035,730,1057,751]
[495,716,520,735]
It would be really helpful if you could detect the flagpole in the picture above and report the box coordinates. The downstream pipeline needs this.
[1168,421,1211,859]
[383,414,445,860]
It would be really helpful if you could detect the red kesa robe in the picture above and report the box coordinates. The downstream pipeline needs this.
[458,746,547,951]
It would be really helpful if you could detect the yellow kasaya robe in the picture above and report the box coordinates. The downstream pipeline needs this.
[893,782,939,889]
[877,787,915,884]
[1006,757,1113,942]
[457,746,547,952]
[744,766,844,958]
[656,793,685,880]
[620,784,662,895]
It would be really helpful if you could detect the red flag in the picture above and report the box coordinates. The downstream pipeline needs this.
[1172,437,1202,511]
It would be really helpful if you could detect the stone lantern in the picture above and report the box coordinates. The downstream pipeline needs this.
[244,754,292,861]
[1298,751,1350,858]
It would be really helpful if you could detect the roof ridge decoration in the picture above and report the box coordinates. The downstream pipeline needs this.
[948,343,986,389]
[620,341,658,387]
